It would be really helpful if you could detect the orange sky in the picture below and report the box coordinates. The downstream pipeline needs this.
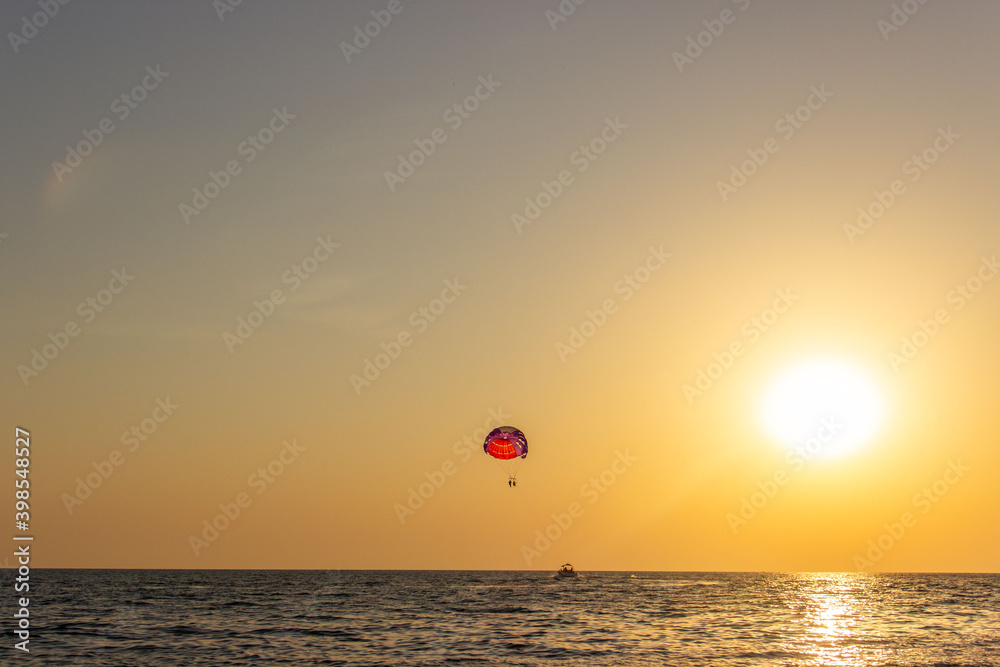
[2,1,998,571]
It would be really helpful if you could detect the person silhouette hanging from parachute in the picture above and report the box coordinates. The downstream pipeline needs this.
[483,426,527,487]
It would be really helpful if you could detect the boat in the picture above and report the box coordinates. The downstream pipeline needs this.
[553,563,578,579]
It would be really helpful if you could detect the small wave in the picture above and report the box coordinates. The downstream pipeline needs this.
[657,580,723,587]
[447,605,534,614]
[302,628,366,640]
[734,650,800,659]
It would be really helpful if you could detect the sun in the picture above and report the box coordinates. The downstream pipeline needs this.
[761,360,885,458]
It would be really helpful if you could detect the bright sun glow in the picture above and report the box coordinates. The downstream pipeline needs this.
[762,360,885,458]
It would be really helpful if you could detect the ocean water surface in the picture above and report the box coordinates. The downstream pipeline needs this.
[20,570,1000,666]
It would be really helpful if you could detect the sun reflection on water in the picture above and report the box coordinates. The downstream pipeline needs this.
[784,572,887,666]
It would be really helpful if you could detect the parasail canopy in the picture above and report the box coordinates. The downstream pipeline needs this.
[483,426,528,481]
[483,426,528,460]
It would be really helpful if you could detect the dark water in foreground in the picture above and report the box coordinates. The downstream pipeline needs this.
[12,570,1000,666]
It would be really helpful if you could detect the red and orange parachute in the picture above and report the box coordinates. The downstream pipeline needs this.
[483,426,528,484]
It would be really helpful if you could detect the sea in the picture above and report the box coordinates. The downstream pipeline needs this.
[15,570,1000,666]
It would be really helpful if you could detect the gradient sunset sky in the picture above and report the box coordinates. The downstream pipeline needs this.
[2,1,998,571]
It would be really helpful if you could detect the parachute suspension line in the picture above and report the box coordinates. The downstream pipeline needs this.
[508,456,522,482]
[492,457,513,483]
[491,455,522,484]
[515,484,546,532]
